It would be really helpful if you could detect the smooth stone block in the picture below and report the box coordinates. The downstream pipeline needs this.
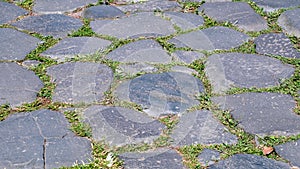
[278,8,300,38]
[0,1,27,24]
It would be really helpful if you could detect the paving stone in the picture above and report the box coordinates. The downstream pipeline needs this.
[115,71,205,117]
[11,14,83,38]
[42,37,111,61]
[198,149,221,166]
[169,26,249,51]
[106,39,171,63]
[252,0,300,12]
[172,50,205,64]
[33,0,98,14]
[212,92,300,136]
[119,149,184,169]
[208,154,290,169]
[82,5,125,19]
[170,110,238,146]
[0,1,27,25]
[275,139,300,167]
[255,33,300,59]
[0,62,43,107]
[90,12,176,39]
[278,8,300,38]
[83,106,165,146]
[47,62,113,104]
[163,12,204,31]
[0,109,92,169]
[0,28,41,61]
[117,63,158,75]
[199,2,268,32]
[205,53,295,93]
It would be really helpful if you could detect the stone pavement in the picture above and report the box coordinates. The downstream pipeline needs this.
[0,0,299,168]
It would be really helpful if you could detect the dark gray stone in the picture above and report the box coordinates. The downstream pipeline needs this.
[0,1,27,25]
[198,149,221,166]
[169,26,249,51]
[172,50,205,64]
[209,154,290,169]
[252,0,300,12]
[275,139,300,167]
[212,92,300,136]
[47,62,113,104]
[278,8,300,38]
[83,106,165,146]
[170,110,238,146]
[0,28,41,61]
[0,109,92,169]
[205,53,295,93]
[163,12,204,31]
[255,33,300,59]
[119,149,184,169]
[0,62,43,107]
[106,39,171,63]
[11,14,83,38]
[115,71,205,117]
[82,5,125,19]
[90,12,176,39]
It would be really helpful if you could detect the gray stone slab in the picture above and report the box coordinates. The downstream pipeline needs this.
[198,2,268,32]
[119,149,184,169]
[11,14,83,38]
[42,37,111,61]
[275,139,300,167]
[252,0,300,12]
[205,53,295,93]
[0,62,43,107]
[47,62,113,104]
[278,8,300,38]
[208,154,290,169]
[82,5,125,19]
[170,110,238,146]
[255,33,300,59]
[163,12,204,31]
[198,149,221,166]
[115,71,205,117]
[106,39,171,63]
[172,50,205,64]
[169,26,249,51]
[0,1,27,25]
[33,0,98,14]
[212,92,300,136]
[117,63,157,75]
[0,28,41,61]
[0,109,92,169]
[90,12,176,39]
[83,106,165,146]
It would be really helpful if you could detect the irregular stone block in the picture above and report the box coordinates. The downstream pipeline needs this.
[82,5,125,19]
[0,1,27,25]
[278,8,300,38]
[172,50,205,64]
[252,0,300,12]
[163,12,204,31]
[275,139,300,167]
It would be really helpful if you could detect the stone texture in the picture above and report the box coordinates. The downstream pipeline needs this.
[252,0,300,12]
[83,106,165,146]
[163,12,204,31]
[170,110,238,146]
[0,1,27,25]
[199,2,268,32]
[119,149,184,169]
[209,154,290,169]
[117,63,157,75]
[90,12,175,39]
[0,28,41,61]
[172,50,205,64]
[205,53,295,93]
[0,109,92,169]
[255,33,300,59]
[0,62,43,107]
[82,5,125,19]
[169,26,249,51]
[11,14,83,38]
[115,71,205,117]
[278,8,300,38]
[212,92,300,136]
[198,149,221,166]
[47,62,113,104]
[275,139,300,167]
[42,37,112,61]
[106,39,171,63]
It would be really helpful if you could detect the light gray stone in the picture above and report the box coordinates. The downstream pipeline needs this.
[278,8,300,38]
[163,12,204,31]
[117,63,157,75]
[198,149,221,166]
[275,139,300,167]
[252,0,300,12]
[22,60,41,68]
[82,5,125,19]
[172,50,205,64]
[0,1,27,25]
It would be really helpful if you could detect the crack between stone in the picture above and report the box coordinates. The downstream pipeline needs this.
[43,138,46,169]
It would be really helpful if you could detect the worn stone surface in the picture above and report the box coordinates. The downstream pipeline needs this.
[172,50,205,64]
[0,28,41,61]
[0,1,27,25]
[275,139,300,167]
[163,12,204,31]
[0,109,92,169]
[255,33,300,59]
[198,149,221,167]
[47,62,113,104]
[83,106,165,146]
[199,2,268,32]
[11,14,83,38]
[252,0,300,12]
[212,92,300,136]
[91,12,175,39]
[205,53,295,93]
[169,26,249,51]
[0,62,43,107]
[82,5,125,19]
[278,8,300,38]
